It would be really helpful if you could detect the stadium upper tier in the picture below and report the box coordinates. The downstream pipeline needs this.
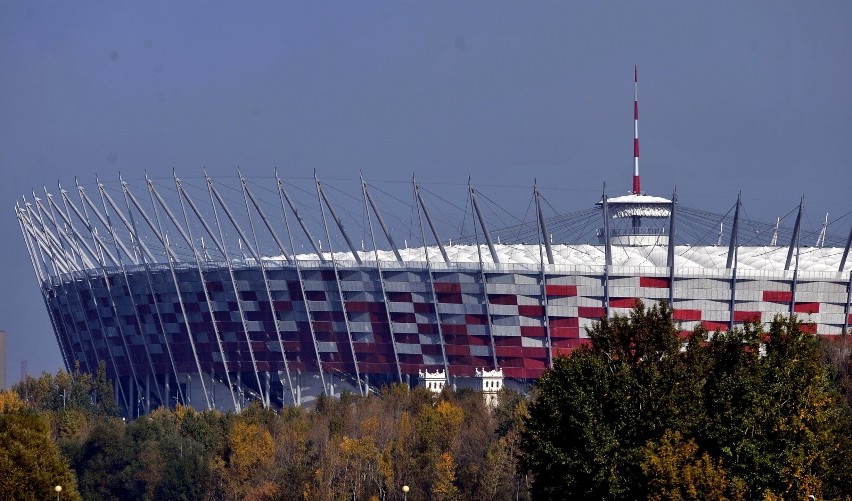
[287,244,850,273]
[15,174,852,417]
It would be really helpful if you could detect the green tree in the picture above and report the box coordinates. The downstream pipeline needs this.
[699,316,852,499]
[521,302,852,500]
[73,417,138,500]
[93,360,120,417]
[522,302,698,499]
[0,398,82,501]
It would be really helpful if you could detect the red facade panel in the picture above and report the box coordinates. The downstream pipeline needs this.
[494,336,523,347]
[444,344,470,357]
[489,294,518,305]
[497,357,525,368]
[502,367,525,378]
[793,302,820,314]
[413,302,434,314]
[465,314,488,325]
[550,326,580,339]
[520,325,546,337]
[800,323,817,334]
[471,335,491,346]
[518,304,545,317]
[388,291,412,303]
[360,362,396,373]
[346,301,385,313]
[441,324,468,335]
[448,365,477,377]
[550,317,579,328]
[420,344,443,355]
[434,282,461,293]
[673,309,702,321]
[495,346,524,358]
[399,362,426,373]
[578,306,606,319]
[701,320,729,332]
[394,333,420,344]
[437,292,463,304]
[416,323,437,334]
[734,311,761,322]
[272,300,293,311]
[546,284,577,297]
[763,290,793,303]
[552,346,572,357]
[391,312,416,324]
[640,276,670,288]
[610,297,640,309]
[521,347,548,359]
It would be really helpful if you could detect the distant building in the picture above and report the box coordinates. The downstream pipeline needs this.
[419,369,447,394]
[475,368,504,408]
[0,331,5,390]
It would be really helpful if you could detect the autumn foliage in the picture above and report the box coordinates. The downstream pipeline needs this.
[4,302,851,499]
[2,376,529,500]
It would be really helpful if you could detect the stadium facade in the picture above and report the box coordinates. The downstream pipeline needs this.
[15,172,852,416]
[15,74,852,416]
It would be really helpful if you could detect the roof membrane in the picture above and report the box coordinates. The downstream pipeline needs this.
[271,244,849,273]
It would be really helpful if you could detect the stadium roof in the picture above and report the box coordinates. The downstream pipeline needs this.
[281,244,850,273]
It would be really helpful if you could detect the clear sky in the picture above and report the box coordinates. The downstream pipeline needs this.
[1,1,850,385]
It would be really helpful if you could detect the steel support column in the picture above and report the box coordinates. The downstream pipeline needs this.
[205,175,267,407]
[121,180,185,407]
[361,177,403,383]
[239,175,296,406]
[667,189,678,306]
[414,180,449,264]
[315,176,364,395]
[275,172,327,397]
[147,177,218,410]
[414,181,450,382]
[602,185,612,318]
[95,182,163,406]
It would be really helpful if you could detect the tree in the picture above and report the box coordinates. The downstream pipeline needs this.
[521,302,852,500]
[73,417,137,500]
[640,429,732,501]
[522,302,698,499]
[0,397,82,501]
[699,316,852,499]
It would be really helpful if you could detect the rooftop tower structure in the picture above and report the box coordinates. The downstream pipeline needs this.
[598,66,672,246]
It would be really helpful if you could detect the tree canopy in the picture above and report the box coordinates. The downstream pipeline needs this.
[522,302,852,500]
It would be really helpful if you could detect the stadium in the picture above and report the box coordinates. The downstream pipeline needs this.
[15,76,852,417]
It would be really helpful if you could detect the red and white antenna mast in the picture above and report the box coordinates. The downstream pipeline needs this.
[633,65,640,195]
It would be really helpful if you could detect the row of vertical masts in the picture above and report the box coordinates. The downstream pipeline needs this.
[23,179,852,281]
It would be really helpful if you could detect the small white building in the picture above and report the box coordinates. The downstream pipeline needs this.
[475,368,504,408]
[419,369,447,393]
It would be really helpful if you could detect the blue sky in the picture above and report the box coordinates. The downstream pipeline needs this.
[1,1,850,385]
